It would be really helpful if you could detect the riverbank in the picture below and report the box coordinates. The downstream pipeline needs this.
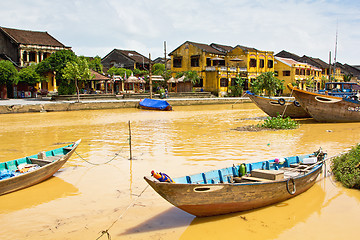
[0,97,251,114]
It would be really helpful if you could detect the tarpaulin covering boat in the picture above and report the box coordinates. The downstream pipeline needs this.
[139,98,172,111]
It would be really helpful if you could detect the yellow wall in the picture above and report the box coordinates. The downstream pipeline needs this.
[170,42,275,95]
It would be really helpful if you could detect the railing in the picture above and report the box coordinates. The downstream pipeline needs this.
[204,66,248,72]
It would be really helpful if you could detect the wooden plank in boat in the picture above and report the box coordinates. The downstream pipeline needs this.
[251,169,284,180]
[241,176,272,182]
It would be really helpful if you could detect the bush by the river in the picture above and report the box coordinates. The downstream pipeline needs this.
[257,115,299,130]
[331,144,360,189]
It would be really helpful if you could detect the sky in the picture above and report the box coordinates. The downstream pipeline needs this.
[1,0,359,65]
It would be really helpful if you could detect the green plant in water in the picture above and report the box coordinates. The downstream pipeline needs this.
[331,144,360,189]
[257,115,299,130]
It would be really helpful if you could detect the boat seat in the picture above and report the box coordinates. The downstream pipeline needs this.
[241,176,272,182]
[63,147,73,151]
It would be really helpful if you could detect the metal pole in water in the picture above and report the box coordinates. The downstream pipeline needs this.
[128,120,132,160]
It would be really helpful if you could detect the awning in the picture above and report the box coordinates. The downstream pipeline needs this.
[126,74,139,83]
[151,75,165,81]
[211,57,224,61]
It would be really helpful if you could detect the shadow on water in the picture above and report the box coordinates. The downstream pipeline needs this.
[120,208,194,235]
[121,182,326,238]
[0,176,78,214]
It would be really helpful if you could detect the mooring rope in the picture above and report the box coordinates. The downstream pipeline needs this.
[75,137,130,166]
[281,87,294,118]
[96,185,149,240]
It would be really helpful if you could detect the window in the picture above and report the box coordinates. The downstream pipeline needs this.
[268,60,273,68]
[283,71,290,76]
[206,58,211,66]
[173,57,182,68]
[306,69,310,75]
[29,52,36,62]
[249,58,256,68]
[220,78,228,87]
[300,69,305,75]
[191,55,200,67]
[274,71,278,76]
[259,59,265,68]
[22,51,27,62]
[295,69,300,75]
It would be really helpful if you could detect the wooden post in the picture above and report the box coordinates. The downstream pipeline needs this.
[128,120,132,160]
[149,53,152,99]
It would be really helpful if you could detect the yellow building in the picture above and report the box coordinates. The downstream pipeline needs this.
[274,57,322,94]
[169,41,274,96]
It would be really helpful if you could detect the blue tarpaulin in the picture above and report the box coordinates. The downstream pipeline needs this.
[139,98,172,110]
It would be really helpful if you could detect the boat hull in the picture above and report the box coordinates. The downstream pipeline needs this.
[0,140,80,195]
[247,92,310,118]
[144,166,321,217]
[288,84,360,122]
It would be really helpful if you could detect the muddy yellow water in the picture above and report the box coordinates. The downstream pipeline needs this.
[1,103,360,240]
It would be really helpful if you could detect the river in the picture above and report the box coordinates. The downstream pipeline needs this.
[0,103,359,240]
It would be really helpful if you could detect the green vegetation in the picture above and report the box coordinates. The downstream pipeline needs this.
[175,70,200,85]
[0,60,18,85]
[250,72,284,96]
[331,144,360,189]
[257,115,299,130]
[228,77,246,97]
[18,64,44,85]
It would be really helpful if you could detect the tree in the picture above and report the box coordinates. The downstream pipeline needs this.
[0,60,18,85]
[228,76,246,97]
[250,72,284,96]
[0,60,18,99]
[62,57,94,102]
[18,64,43,86]
[175,70,200,85]
[36,50,77,92]
[343,73,353,82]
[107,67,132,78]
[152,63,171,80]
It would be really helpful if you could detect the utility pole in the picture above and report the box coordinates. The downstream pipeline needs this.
[164,41,167,71]
[149,53,152,99]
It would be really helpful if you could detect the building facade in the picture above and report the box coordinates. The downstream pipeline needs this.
[169,41,274,96]
[0,26,71,96]
[274,57,322,94]
[101,49,150,72]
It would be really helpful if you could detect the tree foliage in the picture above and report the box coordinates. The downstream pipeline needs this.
[250,72,284,96]
[152,63,171,80]
[88,56,103,73]
[62,57,94,101]
[228,76,246,97]
[107,67,133,78]
[18,64,43,85]
[175,70,200,84]
[0,60,18,85]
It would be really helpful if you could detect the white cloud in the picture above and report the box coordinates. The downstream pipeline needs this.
[0,0,359,64]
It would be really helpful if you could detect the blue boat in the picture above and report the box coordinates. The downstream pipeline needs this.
[0,140,81,195]
[139,98,172,111]
[145,149,326,217]
[318,82,360,99]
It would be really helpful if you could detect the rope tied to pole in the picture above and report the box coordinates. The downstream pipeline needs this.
[75,137,130,166]
[96,185,149,240]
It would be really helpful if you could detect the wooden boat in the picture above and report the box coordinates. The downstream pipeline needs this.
[288,83,360,122]
[144,150,325,217]
[246,91,311,118]
[0,140,81,195]
[139,98,172,111]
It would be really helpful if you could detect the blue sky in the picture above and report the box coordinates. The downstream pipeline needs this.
[1,0,359,64]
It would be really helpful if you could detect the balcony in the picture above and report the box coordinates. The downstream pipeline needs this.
[205,66,248,72]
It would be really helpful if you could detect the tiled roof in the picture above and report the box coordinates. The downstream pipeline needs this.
[0,26,66,47]
[188,41,225,55]
[210,43,234,53]
[90,69,111,81]
[275,50,301,61]
[116,49,150,63]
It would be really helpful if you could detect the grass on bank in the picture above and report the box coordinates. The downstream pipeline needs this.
[257,115,300,130]
[331,144,360,189]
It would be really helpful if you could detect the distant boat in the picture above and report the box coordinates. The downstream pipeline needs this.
[0,140,81,195]
[144,150,325,217]
[288,83,360,122]
[246,91,311,118]
[139,98,172,111]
